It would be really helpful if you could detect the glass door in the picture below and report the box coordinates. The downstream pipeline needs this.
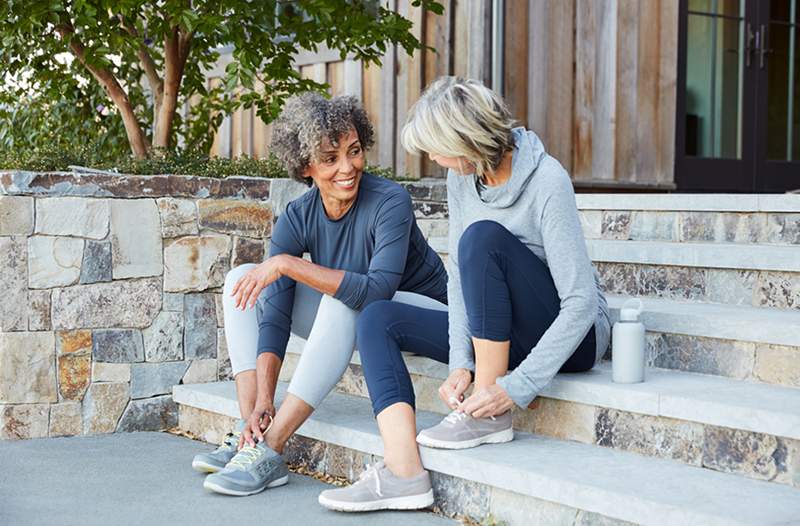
[755,0,800,191]
[676,0,757,192]
[677,0,800,192]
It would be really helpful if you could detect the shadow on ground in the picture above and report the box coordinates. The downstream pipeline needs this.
[0,432,455,526]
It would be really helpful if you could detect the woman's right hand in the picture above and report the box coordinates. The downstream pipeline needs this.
[231,257,286,311]
[438,368,472,410]
[239,400,276,449]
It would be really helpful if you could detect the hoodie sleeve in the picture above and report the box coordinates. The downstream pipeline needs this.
[445,172,476,372]
[495,163,598,408]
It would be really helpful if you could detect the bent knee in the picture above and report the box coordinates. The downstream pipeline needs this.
[458,220,510,262]
[224,263,258,292]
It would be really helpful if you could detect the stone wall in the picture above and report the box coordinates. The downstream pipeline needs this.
[0,171,309,439]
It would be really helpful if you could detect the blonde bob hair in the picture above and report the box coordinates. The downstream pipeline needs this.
[401,76,516,178]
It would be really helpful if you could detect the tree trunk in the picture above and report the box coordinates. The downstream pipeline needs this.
[153,28,190,149]
[59,27,149,158]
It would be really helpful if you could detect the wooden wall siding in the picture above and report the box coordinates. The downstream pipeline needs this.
[528,0,575,172]
[204,0,678,187]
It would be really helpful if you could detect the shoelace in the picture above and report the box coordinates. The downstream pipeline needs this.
[357,463,383,497]
[446,397,496,422]
[215,431,241,452]
[226,415,274,469]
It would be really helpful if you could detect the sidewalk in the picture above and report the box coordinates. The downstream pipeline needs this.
[0,432,455,526]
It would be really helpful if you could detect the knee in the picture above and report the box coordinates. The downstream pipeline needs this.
[224,263,258,293]
[356,300,396,353]
[458,220,510,265]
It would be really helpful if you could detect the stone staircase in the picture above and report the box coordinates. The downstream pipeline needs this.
[175,183,800,525]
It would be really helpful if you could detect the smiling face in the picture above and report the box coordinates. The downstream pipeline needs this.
[303,128,365,217]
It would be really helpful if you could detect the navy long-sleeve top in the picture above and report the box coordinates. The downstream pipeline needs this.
[256,172,448,360]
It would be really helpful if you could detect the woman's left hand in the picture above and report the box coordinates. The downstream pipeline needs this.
[460,384,514,419]
[231,256,287,310]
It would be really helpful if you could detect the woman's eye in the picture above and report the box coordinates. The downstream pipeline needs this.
[323,157,336,164]
[349,147,362,156]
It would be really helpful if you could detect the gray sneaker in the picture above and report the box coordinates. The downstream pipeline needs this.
[191,421,245,473]
[416,410,513,449]
[203,441,289,496]
[318,462,434,512]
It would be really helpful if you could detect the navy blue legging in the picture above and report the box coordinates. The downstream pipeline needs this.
[357,220,597,416]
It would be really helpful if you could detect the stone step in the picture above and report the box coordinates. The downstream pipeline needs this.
[173,382,800,526]
[421,235,800,312]
[279,337,800,488]
[606,294,800,387]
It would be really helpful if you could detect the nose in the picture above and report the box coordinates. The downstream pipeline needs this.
[338,155,353,174]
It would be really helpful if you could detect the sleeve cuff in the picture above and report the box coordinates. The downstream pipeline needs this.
[496,370,540,408]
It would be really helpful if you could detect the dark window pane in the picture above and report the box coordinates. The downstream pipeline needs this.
[766,1,799,160]
[689,0,741,16]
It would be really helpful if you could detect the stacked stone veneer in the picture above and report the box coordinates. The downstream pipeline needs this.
[0,171,309,440]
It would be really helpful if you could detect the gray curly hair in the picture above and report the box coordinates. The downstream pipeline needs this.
[270,92,375,186]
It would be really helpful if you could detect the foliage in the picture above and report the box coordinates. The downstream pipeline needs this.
[0,143,400,180]
[0,0,443,157]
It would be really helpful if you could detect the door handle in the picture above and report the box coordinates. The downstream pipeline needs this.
[745,23,755,67]
[759,24,773,69]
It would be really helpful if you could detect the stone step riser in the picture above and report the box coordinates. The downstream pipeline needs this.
[178,404,637,526]
[596,262,800,312]
[278,354,800,490]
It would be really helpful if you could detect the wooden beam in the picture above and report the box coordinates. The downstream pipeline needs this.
[658,0,679,187]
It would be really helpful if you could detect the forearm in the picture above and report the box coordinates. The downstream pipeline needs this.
[276,255,344,297]
[255,352,282,407]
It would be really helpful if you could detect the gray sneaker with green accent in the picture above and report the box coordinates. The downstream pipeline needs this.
[416,410,513,449]
[318,462,434,512]
[203,441,289,496]
[191,420,245,473]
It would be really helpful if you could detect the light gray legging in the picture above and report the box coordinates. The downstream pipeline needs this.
[223,263,448,409]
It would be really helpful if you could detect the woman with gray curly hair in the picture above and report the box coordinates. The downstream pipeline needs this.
[191,92,447,510]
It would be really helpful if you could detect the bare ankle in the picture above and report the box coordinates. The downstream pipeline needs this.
[385,460,424,479]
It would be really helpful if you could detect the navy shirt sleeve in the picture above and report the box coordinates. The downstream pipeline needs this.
[256,202,306,360]
[333,190,413,310]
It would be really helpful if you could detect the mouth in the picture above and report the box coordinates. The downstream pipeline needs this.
[333,176,356,190]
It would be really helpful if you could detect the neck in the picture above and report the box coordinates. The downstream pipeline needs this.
[321,193,356,220]
[481,151,513,186]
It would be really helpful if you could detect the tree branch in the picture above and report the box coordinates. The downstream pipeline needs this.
[56,22,149,158]
[118,16,164,110]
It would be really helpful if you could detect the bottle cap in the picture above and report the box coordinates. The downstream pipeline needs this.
[619,298,643,322]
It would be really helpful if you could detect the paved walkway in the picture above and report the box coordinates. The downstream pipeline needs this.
[0,432,455,526]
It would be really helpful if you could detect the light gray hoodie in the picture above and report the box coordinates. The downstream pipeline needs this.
[447,127,611,408]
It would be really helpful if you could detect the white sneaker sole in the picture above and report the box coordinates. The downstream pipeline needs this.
[416,427,514,449]
[192,460,222,473]
[318,489,434,512]
[203,474,289,496]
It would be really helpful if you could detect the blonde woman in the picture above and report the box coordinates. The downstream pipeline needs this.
[317,76,610,511]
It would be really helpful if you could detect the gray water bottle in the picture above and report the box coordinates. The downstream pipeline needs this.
[612,298,646,383]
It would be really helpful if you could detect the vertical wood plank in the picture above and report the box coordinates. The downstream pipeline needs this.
[546,0,575,172]
[362,61,382,166]
[467,0,491,84]
[593,0,617,181]
[658,0,679,186]
[230,101,242,158]
[528,0,549,137]
[453,0,469,77]
[395,0,425,179]
[574,0,596,179]
[635,0,660,184]
[504,0,529,126]
[615,0,639,182]
[378,0,397,171]
[327,61,346,96]
[343,59,363,100]
[422,0,451,177]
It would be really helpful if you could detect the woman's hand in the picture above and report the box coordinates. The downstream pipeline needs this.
[231,256,287,310]
[460,384,514,419]
[438,368,472,410]
[239,400,276,449]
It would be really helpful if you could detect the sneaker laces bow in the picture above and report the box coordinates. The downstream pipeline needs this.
[357,463,384,497]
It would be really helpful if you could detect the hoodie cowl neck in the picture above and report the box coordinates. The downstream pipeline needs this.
[472,127,547,209]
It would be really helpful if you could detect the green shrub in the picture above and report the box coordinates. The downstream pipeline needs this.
[0,144,402,180]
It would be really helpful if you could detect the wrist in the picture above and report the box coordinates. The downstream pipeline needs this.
[274,254,292,277]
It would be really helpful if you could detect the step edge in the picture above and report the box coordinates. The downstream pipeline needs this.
[174,383,800,526]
